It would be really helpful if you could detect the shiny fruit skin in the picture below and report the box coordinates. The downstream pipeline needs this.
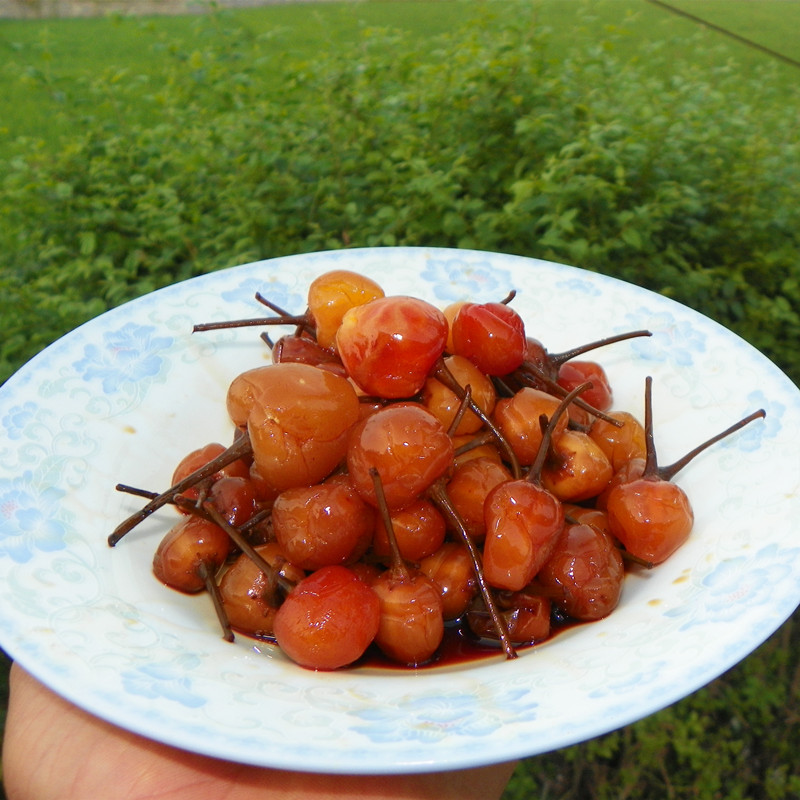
[451,435,504,467]
[562,504,614,540]
[207,476,260,527]
[451,302,526,376]
[271,334,347,377]
[272,480,375,571]
[445,456,513,542]
[307,269,384,351]
[541,429,614,503]
[482,480,565,591]
[371,570,445,666]
[557,360,613,413]
[371,498,446,563]
[469,590,551,645]
[523,337,553,379]
[537,523,625,620]
[172,442,251,483]
[422,355,497,436]
[493,388,568,466]
[229,363,360,493]
[172,442,251,509]
[152,516,231,594]
[605,478,694,564]
[347,403,454,509]
[226,362,358,431]
[335,296,448,399]
[442,301,466,353]
[589,411,647,473]
[595,457,646,510]
[273,565,380,670]
[219,543,306,639]
[419,542,477,620]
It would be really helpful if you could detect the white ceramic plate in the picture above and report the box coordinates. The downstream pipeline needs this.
[1,247,798,774]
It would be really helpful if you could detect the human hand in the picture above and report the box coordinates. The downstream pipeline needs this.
[2,663,517,800]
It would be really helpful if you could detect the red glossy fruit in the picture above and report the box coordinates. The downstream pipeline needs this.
[468,589,551,645]
[347,403,454,509]
[272,479,375,570]
[219,543,306,639]
[450,301,526,376]
[152,516,231,594]
[271,334,347,377]
[335,295,448,398]
[419,542,477,620]
[540,429,614,503]
[493,388,568,466]
[538,522,625,620]
[371,498,446,563]
[445,456,512,542]
[422,355,497,436]
[588,411,647,472]
[207,476,260,527]
[273,565,380,670]
[172,442,251,509]
[605,479,694,565]
[482,480,565,591]
[556,360,613,413]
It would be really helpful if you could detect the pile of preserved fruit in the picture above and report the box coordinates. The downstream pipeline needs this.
[110,269,764,671]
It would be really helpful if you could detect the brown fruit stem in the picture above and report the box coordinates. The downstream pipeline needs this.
[516,362,622,427]
[452,430,495,458]
[547,329,653,368]
[108,433,253,546]
[369,467,411,582]
[202,503,295,598]
[428,480,517,660]
[446,384,473,437]
[255,296,317,339]
[618,549,656,570]
[635,375,766,484]
[192,313,309,333]
[115,484,269,535]
[115,484,161,501]
[254,293,294,317]
[527,381,593,486]
[641,376,660,481]
[432,358,522,479]
[658,408,766,482]
[197,560,235,642]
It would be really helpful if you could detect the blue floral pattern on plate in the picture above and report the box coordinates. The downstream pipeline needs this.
[121,663,207,708]
[349,685,537,743]
[624,309,707,367]
[73,322,173,395]
[0,476,67,563]
[0,247,798,774]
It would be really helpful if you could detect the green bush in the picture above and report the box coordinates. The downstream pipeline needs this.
[1,5,799,386]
